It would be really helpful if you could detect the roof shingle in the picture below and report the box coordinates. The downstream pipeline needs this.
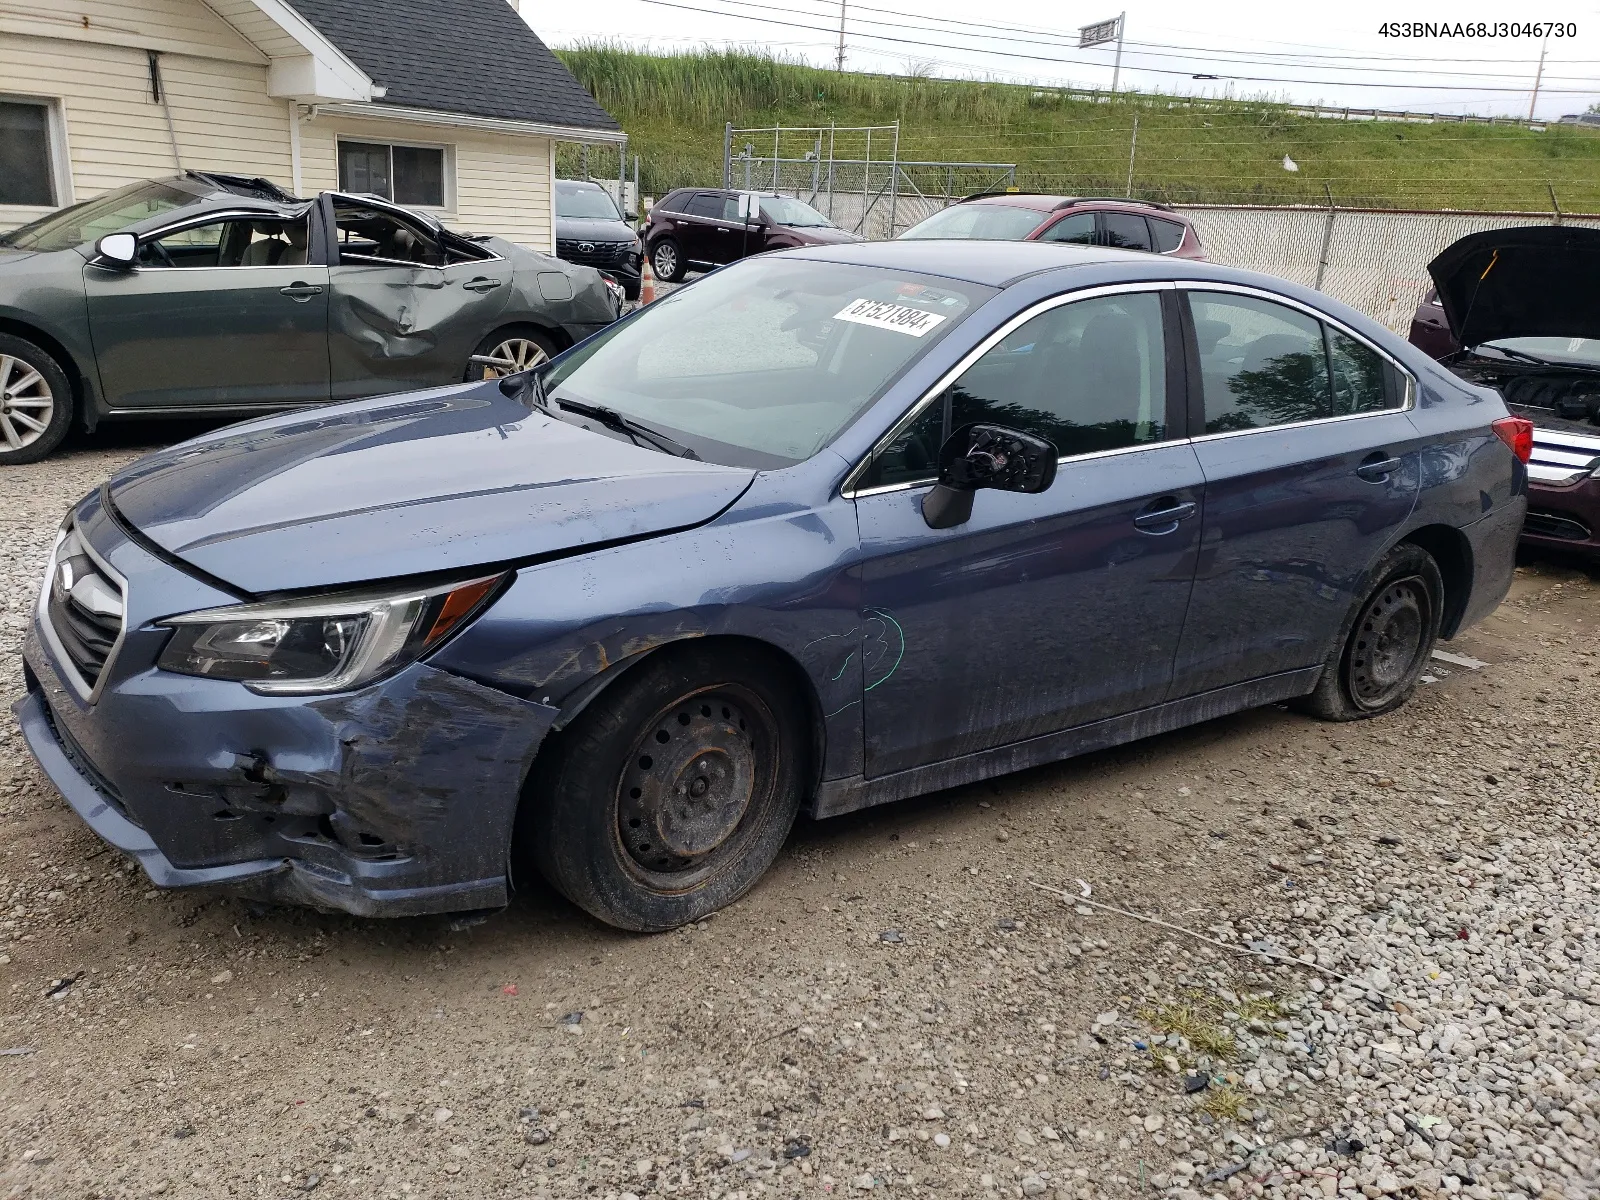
[283,0,619,132]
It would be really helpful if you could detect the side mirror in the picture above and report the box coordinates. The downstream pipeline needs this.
[921,423,1058,529]
[737,193,761,221]
[95,232,138,267]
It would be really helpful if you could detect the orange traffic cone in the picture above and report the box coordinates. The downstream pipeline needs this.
[639,254,656,305]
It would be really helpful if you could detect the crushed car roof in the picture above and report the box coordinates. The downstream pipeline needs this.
[1428,225,1600,348]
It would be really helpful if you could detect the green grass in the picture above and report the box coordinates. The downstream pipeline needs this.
[554,44,1600,213]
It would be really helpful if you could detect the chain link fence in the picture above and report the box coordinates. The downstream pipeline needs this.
[723,123,1015,240]
[1161,205,1600,332]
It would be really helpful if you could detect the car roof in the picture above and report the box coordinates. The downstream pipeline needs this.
[779,238,1165,286]
[961,193,1183,217]
[555,178,607,191]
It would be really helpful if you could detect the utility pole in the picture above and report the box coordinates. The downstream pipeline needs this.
[1111,12,1126,93]
[835,0,846,71]
[1528,31,1549,120]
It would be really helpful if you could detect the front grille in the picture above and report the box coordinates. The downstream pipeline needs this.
[43,526,125,692]
[556,239,636,268]
[1525,510,1593,542]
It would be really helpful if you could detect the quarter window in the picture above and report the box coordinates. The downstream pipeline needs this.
[1328,327,1398,414]
[1149,217,1185,253]
[1190,293,1331,432]
[338,141,446,208]
[0,99,55,207]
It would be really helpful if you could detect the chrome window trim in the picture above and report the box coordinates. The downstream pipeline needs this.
[840,281,1178,499]
[35,524,129,705]
[1177,281,1418,442]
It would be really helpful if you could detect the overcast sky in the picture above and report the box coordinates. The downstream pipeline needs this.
[523,0,1600,119]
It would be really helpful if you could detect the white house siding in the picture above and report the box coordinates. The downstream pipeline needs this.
[0,20,292,230]
[299,115,554,251]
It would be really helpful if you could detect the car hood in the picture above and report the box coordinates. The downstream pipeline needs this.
[106,385,755,595]
[1427,225,1600,348]
[0,247,39,265]
[786,226,863,245]
[556,217,635,242]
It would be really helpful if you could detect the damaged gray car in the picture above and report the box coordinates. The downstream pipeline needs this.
[0,171,621,463]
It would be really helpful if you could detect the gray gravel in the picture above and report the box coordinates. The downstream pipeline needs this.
[0,436,1597,1200]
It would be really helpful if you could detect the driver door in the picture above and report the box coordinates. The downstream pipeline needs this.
[854,286,1204,777]
[84,214,331,409]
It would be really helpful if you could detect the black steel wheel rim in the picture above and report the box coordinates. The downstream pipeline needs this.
[1347,575,1431,709]
[615,683,778,892]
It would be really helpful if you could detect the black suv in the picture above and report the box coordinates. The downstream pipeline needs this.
[555,179,642,300]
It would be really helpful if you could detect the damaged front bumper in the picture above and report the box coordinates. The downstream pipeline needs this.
[17,500,557,918]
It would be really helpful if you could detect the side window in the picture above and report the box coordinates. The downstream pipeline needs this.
[333,205,442,267]
[949,291,1168,458]
[138,218,308,268]
[1038,212,1096,245]
[685,193,725,219]
[1329,328,1401,415]
[1149,218,1185,253]
[1189,293,1331,432]
[720,196,744,221]
[1101,213,1152,252]
[859,399,946,490]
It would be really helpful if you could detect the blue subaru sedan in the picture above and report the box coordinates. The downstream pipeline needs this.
[17,241,1528,931]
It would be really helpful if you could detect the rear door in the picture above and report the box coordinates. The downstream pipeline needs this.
[83,211,330,409]
[325,197,510,398]
[674,192,727,266]
[855,285,1204,777]
[1170,286,1422,696]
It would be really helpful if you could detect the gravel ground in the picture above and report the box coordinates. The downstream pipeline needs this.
[0,432,1597,1200]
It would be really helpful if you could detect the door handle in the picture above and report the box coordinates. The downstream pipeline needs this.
[1133,499,1198,533]
[463,277,503,293]
[1356,454,1403,482]
[279,283,323,301]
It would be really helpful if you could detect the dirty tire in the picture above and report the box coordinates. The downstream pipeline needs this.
[0,334,73,465]
[465,326,559,382]
[1296,543,1443,722]
[649,238,685,282]
[520,643,808,932]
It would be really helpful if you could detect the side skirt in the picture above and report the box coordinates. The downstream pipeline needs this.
[810,668,1321,820]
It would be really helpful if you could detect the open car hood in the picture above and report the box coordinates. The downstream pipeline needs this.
[106,385,754,595]
[1427,225,1600,348]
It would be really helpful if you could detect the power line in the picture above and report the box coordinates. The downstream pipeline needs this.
[630,0,1600,94]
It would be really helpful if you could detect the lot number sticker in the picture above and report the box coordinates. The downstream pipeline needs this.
[834,298,947,337]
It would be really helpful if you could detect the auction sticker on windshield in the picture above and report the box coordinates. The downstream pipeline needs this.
[834,298,948,337]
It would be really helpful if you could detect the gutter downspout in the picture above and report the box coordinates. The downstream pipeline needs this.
[148,50,183,171]
[288,102,304,196]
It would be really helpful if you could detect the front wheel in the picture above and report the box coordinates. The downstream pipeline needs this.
[1296,544,1443,721]
[519,643,808,931]
[0,334,73,465]
[650,238,685,283]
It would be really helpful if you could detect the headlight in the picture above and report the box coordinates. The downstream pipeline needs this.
[157,574,503,694]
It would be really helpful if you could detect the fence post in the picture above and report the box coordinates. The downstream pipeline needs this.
[1125,114,1138,198]
[811,135,821,204]
[1314,183,1336,291]
[773,126,780,190]
[743,144,753,191]
[887,121,900,237]
[723,122,733,188]
[1549,184,1563,225]
[617,135,626,213]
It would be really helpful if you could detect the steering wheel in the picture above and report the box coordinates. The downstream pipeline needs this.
[144,238,176,269]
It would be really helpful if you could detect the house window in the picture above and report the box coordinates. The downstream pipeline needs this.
[0,100,56,207]
[337,140,445,208]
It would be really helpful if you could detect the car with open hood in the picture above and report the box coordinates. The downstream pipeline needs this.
[17,240,1525,931]
[0,171,620,464]
[1411,225,1600,559]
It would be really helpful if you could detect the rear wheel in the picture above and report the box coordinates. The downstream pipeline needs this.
[520,643,807,931]
[467,327,558,382]
[0,335,72,466]
[650,238,684,283]
[1297,544,1443,721]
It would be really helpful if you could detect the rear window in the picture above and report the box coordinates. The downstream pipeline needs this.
[899,203,1046,242]
[1149,217,1185,253]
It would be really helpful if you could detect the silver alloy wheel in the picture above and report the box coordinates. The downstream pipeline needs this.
[653,241,677,279]
[478,338,550,380]
[0,353,54,453]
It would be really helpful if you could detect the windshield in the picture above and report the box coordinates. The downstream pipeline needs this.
[1483,337,1600,368]
[556,188,622,220]
[759,195,833,228]
[898,203,1047,241]
[0,180,195,251]
[541,257,993,469]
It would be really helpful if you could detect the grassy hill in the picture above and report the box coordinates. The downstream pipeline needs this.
[554,45,1600,214]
